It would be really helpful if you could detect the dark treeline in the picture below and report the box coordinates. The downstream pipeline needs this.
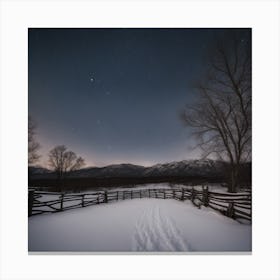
[28,161,251,193]
[28,173,251,193]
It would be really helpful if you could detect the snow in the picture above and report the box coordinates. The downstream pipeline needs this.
[73,182,173,193]
[29,198,251,252]
[59,182,250,194]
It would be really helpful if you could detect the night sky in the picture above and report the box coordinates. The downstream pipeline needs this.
[28,28,246,167]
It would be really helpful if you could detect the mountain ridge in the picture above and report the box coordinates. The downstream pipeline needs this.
[29,159,229,179]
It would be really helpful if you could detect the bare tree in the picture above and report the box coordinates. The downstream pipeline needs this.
[48,145,85,180]
[28,116,41,165]
[181,31,251,192]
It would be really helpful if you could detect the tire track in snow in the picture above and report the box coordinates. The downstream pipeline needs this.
[132,204,191,251]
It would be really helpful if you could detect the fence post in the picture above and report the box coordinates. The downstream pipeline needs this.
[148,189,151,198]
[227,202,235,218]
[60,194,64,211]
[181,188,185,201]
[202,186,209,207]
[104,191,108,203]
[81,194,85,207]
[28,190,34,217]
[191,187,196,202]
[164,190,166,199]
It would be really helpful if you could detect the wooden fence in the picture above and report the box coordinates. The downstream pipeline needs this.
[28,186,251,221]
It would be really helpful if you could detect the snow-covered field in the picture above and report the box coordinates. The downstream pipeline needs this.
[29,198,251,252]
[57,182,250,194]
[73,182,173,194]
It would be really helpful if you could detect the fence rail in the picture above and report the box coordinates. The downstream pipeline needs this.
[28,186,251,221]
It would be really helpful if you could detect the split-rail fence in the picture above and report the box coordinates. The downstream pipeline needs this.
[28,186,251,221]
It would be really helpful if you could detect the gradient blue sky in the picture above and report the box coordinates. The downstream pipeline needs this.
[28,28,248,167]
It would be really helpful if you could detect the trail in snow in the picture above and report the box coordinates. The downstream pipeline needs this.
[132,205,191,252]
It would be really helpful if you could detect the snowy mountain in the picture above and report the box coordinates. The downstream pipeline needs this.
[30,159,224,179]
[143,159,222,177]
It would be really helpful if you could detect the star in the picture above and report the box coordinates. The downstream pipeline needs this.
[90,73,95,83]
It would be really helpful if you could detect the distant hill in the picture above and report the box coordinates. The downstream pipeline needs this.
[29,159,228,179]
[28,166,51,175]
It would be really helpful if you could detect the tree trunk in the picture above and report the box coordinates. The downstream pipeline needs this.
[56,172,64,192]
[228,165,239,193]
